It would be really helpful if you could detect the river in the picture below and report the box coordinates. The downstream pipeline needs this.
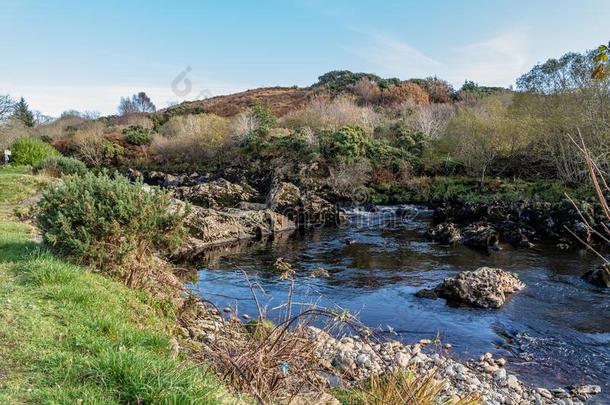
[188,205,610,401]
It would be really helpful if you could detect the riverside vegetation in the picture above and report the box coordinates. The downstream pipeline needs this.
[0,48,608,404]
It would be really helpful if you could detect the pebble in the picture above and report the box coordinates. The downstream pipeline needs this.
[222,307,231,313]
[493,368,507,382]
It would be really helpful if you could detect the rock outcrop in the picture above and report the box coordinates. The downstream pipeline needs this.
[432,199,601,249]
[426,222,462,245]
[175,178,259,209]
[461,223,499,250]
[177,204,295,259]
[417,267,525,308]
[266,181,344,227]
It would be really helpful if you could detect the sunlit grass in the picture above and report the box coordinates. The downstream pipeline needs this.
[0,167,233,404]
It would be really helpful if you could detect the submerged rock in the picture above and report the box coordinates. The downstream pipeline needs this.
[426,222,462,245]
[502,221,535,248]
[582,264,610,288]
[417,267,525,308]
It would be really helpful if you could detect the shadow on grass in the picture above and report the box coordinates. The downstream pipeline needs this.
[0,240,42,264]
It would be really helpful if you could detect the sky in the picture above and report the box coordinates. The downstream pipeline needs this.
[1,0,609,116]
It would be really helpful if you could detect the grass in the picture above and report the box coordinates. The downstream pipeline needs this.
[0,165,234,404]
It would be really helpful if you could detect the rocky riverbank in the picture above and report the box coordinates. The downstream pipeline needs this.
[178,297,602,405]
[429,199,604,251]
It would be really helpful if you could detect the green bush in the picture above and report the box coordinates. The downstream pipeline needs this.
[123,125,153,145]
[320,125,368,162]
[250,101,277,130]
[33,156,87,177]
[37,172,187,276]
[10,137,60,166]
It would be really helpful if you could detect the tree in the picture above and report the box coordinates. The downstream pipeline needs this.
[352,77,381,105]
[118,92,156,115]
[0,94,14,122]
[12,97,35,127]
[592,42,610,79]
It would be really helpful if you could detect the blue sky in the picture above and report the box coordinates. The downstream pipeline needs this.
[1,0,609,116]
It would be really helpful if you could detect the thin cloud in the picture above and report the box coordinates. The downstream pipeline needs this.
[347,29,445,78]
[448,29,532,87]
[347,28,532,87]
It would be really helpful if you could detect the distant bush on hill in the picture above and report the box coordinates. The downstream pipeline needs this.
[123,125,153,145]
[153,113,231,164]
[10,137,60,165]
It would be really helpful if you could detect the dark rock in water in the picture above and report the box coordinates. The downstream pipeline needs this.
[502,221,535,248]
[461,223,499,250]
[426,222,462,245]
[582,264,610,288]
[417,267,525,308]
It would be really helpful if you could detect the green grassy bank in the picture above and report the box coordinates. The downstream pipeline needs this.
[0,166,233,404]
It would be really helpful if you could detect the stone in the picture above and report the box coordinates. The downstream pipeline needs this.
[570,384,601,395]
[266,181,302,218]
[493,368,507,382]
[535,388,553,399]
[418,267,525,308]
[582,264,610,288]
[506,375,520,391]
[177,204,295,258]
[175,178,259,209]
[395,352,410,368]
[461,222,499,250]
[426,222,462,244]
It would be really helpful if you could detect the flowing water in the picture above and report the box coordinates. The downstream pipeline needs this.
[189,205,610,401]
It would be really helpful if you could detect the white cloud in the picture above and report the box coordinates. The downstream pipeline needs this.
[348,28,532,88]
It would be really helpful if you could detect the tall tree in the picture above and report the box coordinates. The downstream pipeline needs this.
[118,92,156,115]
[0,94,14,122]
[12,97,35,127]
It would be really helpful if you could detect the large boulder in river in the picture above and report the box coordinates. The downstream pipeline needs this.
[301,191,345,227]
[266,181,344,227]
[426,222,462,245]
[416,267,525,308]
[266,182,302,218]
[582,264,610,288]
[175,178,259,209]
[177,205,295,258]
[461,223,499,250]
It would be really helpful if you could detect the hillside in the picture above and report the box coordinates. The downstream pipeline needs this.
[156,86,313,121]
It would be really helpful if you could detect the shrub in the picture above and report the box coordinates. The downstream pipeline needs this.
[381,82,429,106]
[281,96,381,133]
[74,137,125,167]
[123,125,153,145]
[250,101,277,130]
[320,125,369,162]
[37,172,187,282]
[154,113,231,164]
[33,156,87,177]
[10,137,60,165]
